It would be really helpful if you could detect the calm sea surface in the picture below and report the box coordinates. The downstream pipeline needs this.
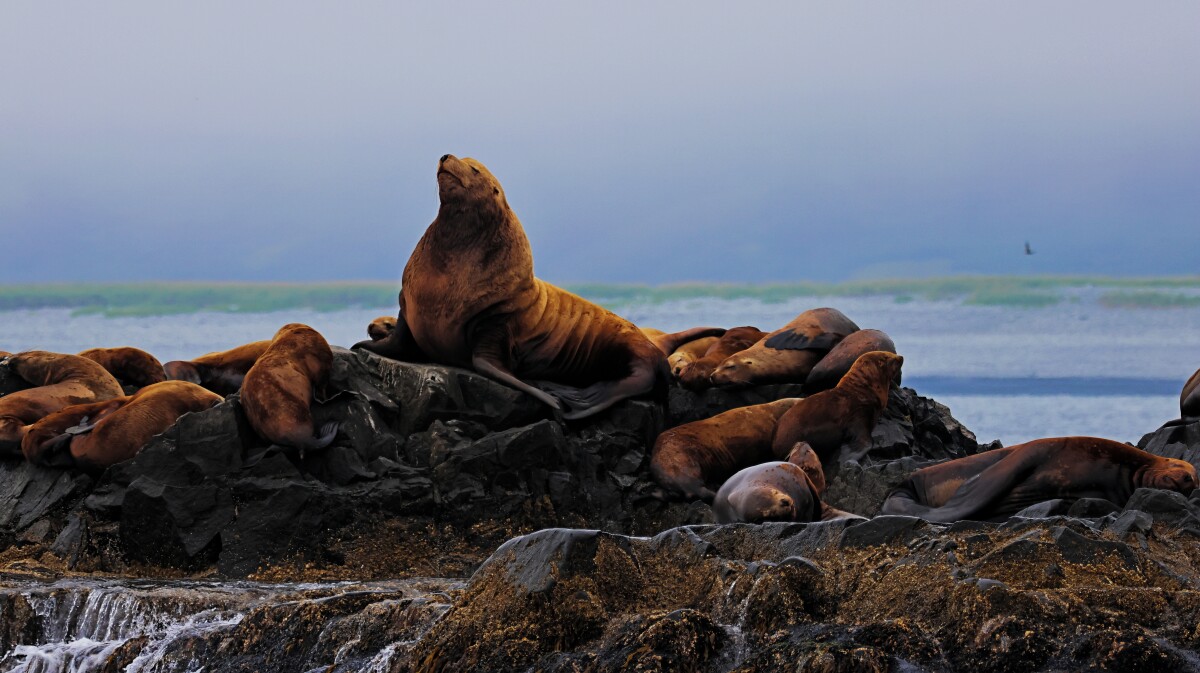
[3,290,1198,446]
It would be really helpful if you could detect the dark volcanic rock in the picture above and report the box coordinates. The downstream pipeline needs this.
[1139,417,1200,466]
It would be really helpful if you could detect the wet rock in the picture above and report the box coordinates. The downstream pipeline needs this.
[1051,525,1138,567]
[0,461,91,532]
[839,515,933,548]
[1012,499,1072,519]
[1139,417,1200,467]
[1124,487,1200,526]
[1068,497,1122,518]
[591,608,722,673]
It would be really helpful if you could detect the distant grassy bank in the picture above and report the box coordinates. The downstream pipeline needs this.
[2,276,1199,317]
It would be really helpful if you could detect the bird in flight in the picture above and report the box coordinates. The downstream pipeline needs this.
[1024,241,1035,255]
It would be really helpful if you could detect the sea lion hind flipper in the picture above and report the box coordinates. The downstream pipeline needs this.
[650,327,727,356]
[28,433,77,468]
[922,450,1041,523]
[764,330,846,352]
[538,361,659,420]
[313,421,339,449]
[473,355,563,411]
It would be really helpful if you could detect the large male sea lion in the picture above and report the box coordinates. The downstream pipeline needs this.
[710,309,859,388]
[770,351,905,466]
[0,351,124,453]
[241,323,338,450]
[354,155,672,419]
[78,347,168,389]
[164,340,272,396]
[21,380,223,469]
[650,398,802,501]
[802,329,898,394]
[1182,367,1200,418]
[880,436,1198,523]
[678,326,767,389]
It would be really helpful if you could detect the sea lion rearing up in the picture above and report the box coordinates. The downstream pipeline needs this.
[164,340,272,396]
[354,155,669,420]
[769,351,905,466]
[710,308,859,388]
[650,398,802,501]
[241,323,338,450]
[0,351,124,454]
[880,436,1198,523]
[21,380,223,469]
[78,347,168,389]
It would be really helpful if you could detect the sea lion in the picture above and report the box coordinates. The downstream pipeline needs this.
[710,309,859,388]
[354,155,669,419]
[0,351,124,453]
[241,323,338,450]
[1182,367,1200,418]
[770,351,905,466]
[78,347,168,389]
[802,329,899,394]
[880,436,1198,523]
[650,398,802,501]
[712,454,855,524]
[368,315,398,341]
[164,340,272,396]
[667,336,720,378]
[640,327,727,358]
[21,380,223,469]
[678,326,768,389]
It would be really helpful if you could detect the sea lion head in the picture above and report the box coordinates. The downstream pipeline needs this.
[1140,458,1198,493]
[738,484,806,523]
[785,442,826,495]
[709,355,756,388]
[436,154,509,218]
[163,361,202,385]
[853,351,904,383]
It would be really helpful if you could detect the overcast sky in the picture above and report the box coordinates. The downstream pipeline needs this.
[2,2,1197,284]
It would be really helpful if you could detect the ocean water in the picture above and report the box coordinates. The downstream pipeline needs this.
[2,291,1198,446]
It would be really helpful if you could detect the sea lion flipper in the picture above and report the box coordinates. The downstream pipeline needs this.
[473,355,563,411]
[763,330,846,352]
[923,449,1041,523]
[649,327,726,356]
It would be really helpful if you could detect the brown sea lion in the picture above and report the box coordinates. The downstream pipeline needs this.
[241,323,338,450]
[678,326,768,389]
[354,155,669,419]
[650,398,802,501]
[770,351,905,466]
[802,329,898,394]
[710,309,859,388]
[667,336,720,378]
[21,380,223,469]
[368,315,398,341]
[78,347,168,389]
[0,351,124,453]
[712,456,856,524]
[880,436,1198,523]
[640,327,727,357]
[164,340,272,396]
[1182,367,1200,418]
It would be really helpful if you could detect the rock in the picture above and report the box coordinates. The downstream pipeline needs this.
[1123,487,1200,526]
[1012,499,1072,519]
[839,515,933,548]
[1068,498,1122,518]
[0,461,92,532]
[1138,417,1200,467]
[668,383,807,425]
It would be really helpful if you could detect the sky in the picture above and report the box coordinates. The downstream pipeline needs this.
[1,2,1198,284]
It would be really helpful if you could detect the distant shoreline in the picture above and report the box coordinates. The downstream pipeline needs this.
[2,276,1199,317]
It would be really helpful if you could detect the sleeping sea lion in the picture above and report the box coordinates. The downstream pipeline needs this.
[880,436,1198,523]
[710,309,859,388]
[678,326,767,389]
[712,454,857,524]
[1182,367,1200,418]
[666,336,720,378]
[21,380,223,469]
[354,155,672,419]
[650,398,802,501]
[78,347,168,389]
[802,329,898,394]
[770,351,905,466]
[0,351,124,453]
[640,327,727,357]
[241,323,338,450]
[368,315,398,341]
[164,340,272,396]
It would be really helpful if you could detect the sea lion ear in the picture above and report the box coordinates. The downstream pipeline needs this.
[493,187,500,195]
[764,330,845,351]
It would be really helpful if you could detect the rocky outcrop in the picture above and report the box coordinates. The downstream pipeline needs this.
[0,348,985,579]
[409,498,1200,673]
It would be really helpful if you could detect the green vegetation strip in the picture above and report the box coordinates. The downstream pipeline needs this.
[1,276,1198,316]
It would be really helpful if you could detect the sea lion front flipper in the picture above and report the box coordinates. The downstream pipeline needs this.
[763,330,846,352]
